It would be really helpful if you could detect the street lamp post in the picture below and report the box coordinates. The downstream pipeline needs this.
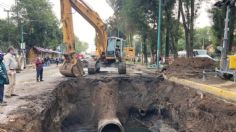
[20,22,26,67]
[157,0,162,70]
[4,9,11,45]
[20,24,24,46]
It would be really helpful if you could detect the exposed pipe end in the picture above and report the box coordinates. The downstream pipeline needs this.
[98,118,124,132]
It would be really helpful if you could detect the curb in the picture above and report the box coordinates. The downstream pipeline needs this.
[164,75,236,102]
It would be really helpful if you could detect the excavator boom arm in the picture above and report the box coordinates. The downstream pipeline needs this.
[61,0,75,53]
[59,0,84,78]
[69,0,108,57]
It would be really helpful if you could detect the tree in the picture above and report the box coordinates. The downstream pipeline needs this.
[194,27,214,49]
[107,0,208,61]
[164,0,180,57]
[75,37,88,53]
[107,0,161,64]
[0,19,18,51]
[111,0,151,64]
[11,0,63,51]
[179,0,203,57]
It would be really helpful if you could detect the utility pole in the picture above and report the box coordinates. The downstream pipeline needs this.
[4,9,10,45]
[117,28,120,38]
[20,22,26,68]
[20,24,24,45]
[16,0,26,67]
[15,0,20,46]
[214,0,236,71]
[221,6,231,71]
[157,0,163,70]
[202,38,205,49]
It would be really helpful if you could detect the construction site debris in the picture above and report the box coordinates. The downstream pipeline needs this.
[165,57,216,78]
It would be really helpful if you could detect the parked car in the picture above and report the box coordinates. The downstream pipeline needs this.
[178,49,217,61]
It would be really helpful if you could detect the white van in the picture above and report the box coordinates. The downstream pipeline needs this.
[178,49,215,61]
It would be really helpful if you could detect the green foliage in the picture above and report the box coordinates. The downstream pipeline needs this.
[107,0,191,59]
[193,27,214,49]
[0,19,18,52]
[179,0,204,57]
[177,39,185,51]
[210,8,226,47]
[11,0,63,50]
[177,26,186,51]
[75,37,88,53]
[107,0,221,59]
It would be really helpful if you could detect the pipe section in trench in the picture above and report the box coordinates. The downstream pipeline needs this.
[95,82,124,132]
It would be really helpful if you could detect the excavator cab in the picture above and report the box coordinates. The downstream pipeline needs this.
[106,37,126,74]
[88,37,126,75]
[106,37,125,62]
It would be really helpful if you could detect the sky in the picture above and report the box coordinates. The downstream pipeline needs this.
[0,0,216,51]
[195,1,215,28]
[49,0,114,52]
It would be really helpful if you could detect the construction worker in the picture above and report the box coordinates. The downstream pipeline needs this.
[4,47,18,98]
[115,45,121,57]
[115,45,122,62]
[35,57,44,82]
[0,50,9,106]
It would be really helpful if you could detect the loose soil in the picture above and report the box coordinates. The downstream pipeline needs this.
[165,57,216,78]
[1,74,236,132]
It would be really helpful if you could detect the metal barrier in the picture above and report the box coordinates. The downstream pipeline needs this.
[202,69,217,81]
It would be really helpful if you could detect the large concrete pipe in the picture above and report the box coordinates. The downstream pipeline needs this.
[98,118,124,132]
[95,82,124,132]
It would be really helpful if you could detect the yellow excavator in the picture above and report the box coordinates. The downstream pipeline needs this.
[59,0,126,77]
[59,0,84,77]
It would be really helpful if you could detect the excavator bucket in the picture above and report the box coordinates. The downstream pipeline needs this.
[59,53,84,78]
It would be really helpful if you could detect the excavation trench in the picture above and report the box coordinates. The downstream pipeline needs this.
[59,76,176,132]
[2,75,236,132]
[57,76,236,132]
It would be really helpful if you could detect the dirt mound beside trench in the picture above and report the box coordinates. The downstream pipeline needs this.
[165,57,216,78]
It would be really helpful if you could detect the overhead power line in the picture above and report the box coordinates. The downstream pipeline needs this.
[0,2,10,9]
[0,4,8,9]
[0,2,10,8]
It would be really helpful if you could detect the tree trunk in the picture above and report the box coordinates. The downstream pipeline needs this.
[164,5,170,57]
[180,0,194,57]
[165,26,170,57]
[189,0,194,57]
[169,0,181,57]
[142,36,148,65]
[185,30,190,57]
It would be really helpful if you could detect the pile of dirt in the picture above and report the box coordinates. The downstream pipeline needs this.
[165,57,216,78]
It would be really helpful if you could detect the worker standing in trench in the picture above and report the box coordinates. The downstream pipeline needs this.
[0,50,9,106]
